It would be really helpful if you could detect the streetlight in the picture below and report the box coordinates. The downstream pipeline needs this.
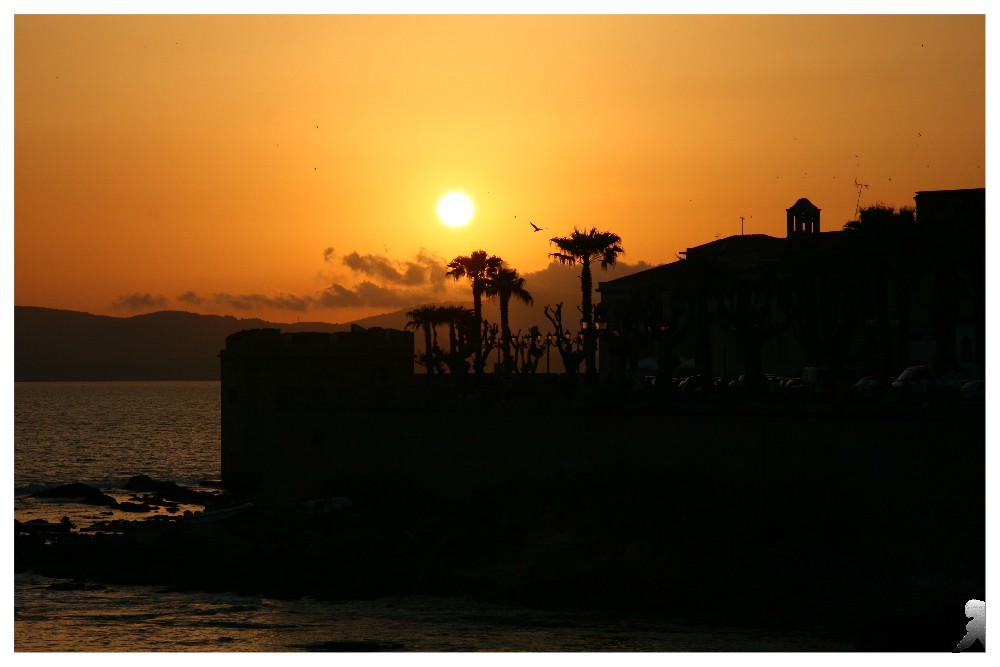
[545,333,554,374]
[579,319,598,374]
[593,320,606,373]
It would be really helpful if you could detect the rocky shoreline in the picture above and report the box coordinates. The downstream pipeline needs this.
[16,488,852,629]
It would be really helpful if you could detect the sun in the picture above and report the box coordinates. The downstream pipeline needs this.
[437,192,474,227]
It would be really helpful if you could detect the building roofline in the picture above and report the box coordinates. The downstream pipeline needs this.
[914,187,985,196]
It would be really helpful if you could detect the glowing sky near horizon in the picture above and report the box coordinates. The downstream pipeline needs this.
[14,14,985,323]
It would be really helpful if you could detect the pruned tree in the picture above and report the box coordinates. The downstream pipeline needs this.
[543,302,585,375]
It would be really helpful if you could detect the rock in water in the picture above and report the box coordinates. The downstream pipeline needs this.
[33,483,116,506]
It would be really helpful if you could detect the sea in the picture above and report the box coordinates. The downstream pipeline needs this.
[13,381,854,653]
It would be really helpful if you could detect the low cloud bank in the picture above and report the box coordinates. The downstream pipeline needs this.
[117,250,659,320]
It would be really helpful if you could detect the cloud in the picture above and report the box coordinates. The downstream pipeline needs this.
[214,256,660,324]
[211,292,310,312]
[312,283,362,308]
[341,249,447,292]
[173,274,453,315]
[354,281,420,307]
[177,291,203,305]
[342,252,412,283]
[165,254,657,322]
[323,247,335,263]
[417,248,448,292]
[321,252,658,320]
[112,292,168,310]
[313,281,437,309]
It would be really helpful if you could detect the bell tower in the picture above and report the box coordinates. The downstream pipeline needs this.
[786,198,821,236]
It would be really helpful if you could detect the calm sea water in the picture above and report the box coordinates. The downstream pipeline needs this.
[15,381,221,491]
[13,381,852,652]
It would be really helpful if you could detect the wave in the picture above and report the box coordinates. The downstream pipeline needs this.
[15,475,218,497]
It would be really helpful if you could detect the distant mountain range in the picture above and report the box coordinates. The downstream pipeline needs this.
[13,306,417,381]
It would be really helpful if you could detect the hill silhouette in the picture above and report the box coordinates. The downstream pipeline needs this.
[14,307,355,381]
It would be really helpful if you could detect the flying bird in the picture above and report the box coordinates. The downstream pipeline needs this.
[530,222,547,232]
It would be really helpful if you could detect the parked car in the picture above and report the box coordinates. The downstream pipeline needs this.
[780,377,806,396]
[891,365,940,400]
[802,365,875,393]
[960,380,985,404]
[678,374,715,394]
[854,375,889,400]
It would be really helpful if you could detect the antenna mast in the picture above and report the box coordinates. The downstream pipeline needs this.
[739,214,752,236]
[853,179,869,220]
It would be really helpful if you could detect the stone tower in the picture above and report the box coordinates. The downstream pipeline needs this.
[786,198,821,236]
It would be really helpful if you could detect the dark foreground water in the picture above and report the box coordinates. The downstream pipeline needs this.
[12,381,855,651]
[14,571,853,652]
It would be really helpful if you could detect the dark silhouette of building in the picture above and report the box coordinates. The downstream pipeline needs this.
[913,188,985,375]
[598,189,984,386]
[220,327,413,492]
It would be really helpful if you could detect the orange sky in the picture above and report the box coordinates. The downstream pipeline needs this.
[13,13,986,324]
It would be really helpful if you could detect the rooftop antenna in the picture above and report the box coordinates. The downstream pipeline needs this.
[853,179,869,220]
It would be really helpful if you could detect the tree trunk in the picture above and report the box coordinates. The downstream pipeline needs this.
[472,288,485,375]
[581,258,596,376]
[500,295,511,374]
[423,324,434,376]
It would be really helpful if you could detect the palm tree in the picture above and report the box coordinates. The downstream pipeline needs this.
[436,304,477,375]
[484,267,533,374]
[405,305,442,375]
[549,228,624,376]
[446,251,503,374]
